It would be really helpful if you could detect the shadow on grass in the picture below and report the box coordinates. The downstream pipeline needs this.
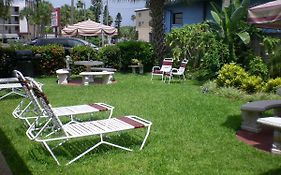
[260,167,281,175]
[28,133,143,165]
[0,127,31,175]
[0,93,23,101]
[221,114,241,131]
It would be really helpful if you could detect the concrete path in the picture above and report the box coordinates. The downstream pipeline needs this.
[0,151,12,175]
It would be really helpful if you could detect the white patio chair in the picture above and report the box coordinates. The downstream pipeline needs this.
[166,59,189,84]
[151,58,173,81]
[13,70,114,127]
[0,77,25,100]
[25,76,152,165]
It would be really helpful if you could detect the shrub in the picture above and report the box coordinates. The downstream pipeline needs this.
[70,45,99,74]
[0,47,16,77]
[241,75,263,94]
[71,45,98,61]
[32,45,65,75]
[98,45,121,70]
[201,80,217,94]
[202,80,280,101]
[166,23,214,69]
[116,41,155,72]
[268,48,281,78]
[216,63,248,89]
[263,77,281,93]
[201,39,230,80]
[248,56,268,80]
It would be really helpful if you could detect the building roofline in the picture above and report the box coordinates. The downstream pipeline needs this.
[135,8,150,12]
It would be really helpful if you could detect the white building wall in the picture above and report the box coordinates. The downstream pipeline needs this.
[17,0,28,33]
[0,0,28,39]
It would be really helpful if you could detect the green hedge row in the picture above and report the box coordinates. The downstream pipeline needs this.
[0,41,156,77]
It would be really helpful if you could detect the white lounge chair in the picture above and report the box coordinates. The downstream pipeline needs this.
[24,75,152,165]
[166,59,189,83]
[0,77,25,100]
[151,58,173,81]
[13,70,114,127]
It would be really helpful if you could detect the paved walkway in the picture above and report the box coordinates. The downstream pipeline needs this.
[0,151,12,175]
[236,126,273,152]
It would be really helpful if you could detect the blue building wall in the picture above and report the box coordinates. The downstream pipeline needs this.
[164,1,218,33]
[164,0,273,33]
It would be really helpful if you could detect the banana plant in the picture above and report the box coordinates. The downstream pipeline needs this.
[210,0,250,61]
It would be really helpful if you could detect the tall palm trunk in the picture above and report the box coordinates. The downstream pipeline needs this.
[149,0,165,62]
[71,0,74,24]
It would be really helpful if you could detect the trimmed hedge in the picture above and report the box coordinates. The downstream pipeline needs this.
[0,47,16,77]
[32,45,65,75]
[0,41,155,77]
[98,45,122,70]
[116,41,155,72]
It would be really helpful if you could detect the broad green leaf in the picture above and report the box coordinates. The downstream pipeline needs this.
[211,10,222,25]
[231,6,245,23]
[237,32,250,44]
[241,0,250,8]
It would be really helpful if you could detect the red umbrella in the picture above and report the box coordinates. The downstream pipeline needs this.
[248,0,281,29]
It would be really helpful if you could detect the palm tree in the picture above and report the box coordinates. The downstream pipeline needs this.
[71,0,74,24]
[131,14,136,23]
[0,0,13,17]
[148,0,165,61]
[20,0,52,38]
[1,0,13,42]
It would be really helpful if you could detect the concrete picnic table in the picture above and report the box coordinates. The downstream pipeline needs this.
[128,64,143,74]
[74,61,104,72]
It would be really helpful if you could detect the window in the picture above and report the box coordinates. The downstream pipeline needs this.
[68,39,83,47]
[15,26,19,32]
[138,12,142,17]
[173,12,183,25]
[149,33,152,42]
[14,7,19,12]
[149,20,152,27]
[15,16,19,23]
[138,21,142,27]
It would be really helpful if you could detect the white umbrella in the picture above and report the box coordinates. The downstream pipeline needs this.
[61,19,118,36]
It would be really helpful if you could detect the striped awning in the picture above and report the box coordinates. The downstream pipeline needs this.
[248,0,281,29]
[61,19,118,37]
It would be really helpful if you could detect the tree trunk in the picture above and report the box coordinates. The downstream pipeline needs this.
[149,0,166,63]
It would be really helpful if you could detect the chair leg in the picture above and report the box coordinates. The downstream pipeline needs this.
[43,141,61,165]
[140,125,151,150]
[0,88,25,100]
[0,91,13,100]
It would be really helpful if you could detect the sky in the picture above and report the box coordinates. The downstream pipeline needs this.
[47,0,146,26]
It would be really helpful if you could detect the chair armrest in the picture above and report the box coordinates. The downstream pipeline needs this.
[152,66,160,71]
[171,68,178,72]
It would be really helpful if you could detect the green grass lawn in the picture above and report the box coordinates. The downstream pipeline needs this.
[1,73,281,174]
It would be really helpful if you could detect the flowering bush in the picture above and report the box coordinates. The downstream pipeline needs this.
[216,63,249,89]
[241,75,263,93]
[263,77,281,93]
